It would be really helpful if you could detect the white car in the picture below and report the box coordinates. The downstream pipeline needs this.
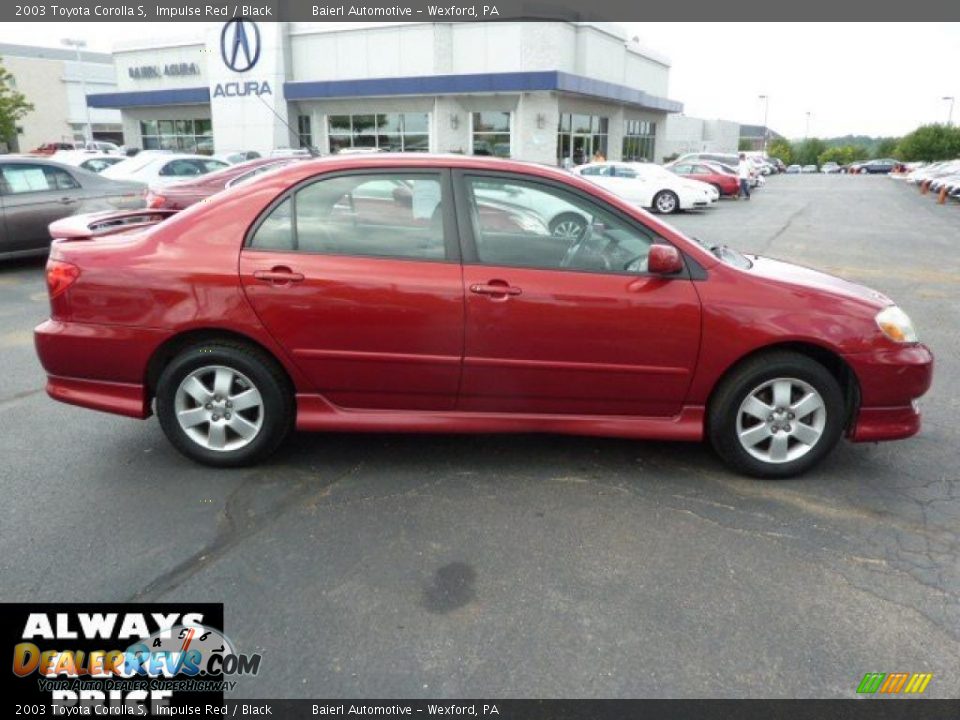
[101,153,230,187]
[49,150,126,174]
[573,162,718,214]
[215,150,262,164]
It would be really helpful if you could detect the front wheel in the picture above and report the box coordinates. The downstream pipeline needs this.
[707,352,845,478]
[653,190,679,214]
[156,342,294,467]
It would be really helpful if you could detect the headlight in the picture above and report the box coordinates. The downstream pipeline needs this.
[875,305,918,343]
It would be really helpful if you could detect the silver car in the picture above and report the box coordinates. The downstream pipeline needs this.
[0,156,145,259]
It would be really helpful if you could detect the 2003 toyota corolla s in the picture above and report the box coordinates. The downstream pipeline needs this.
[34,155,933,478]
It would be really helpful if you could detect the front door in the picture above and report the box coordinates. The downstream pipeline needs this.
[454,172,702,417]
[240,170,464,411]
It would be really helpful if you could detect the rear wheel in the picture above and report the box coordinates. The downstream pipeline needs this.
[708,352,845,478]
[653,190,679,214]
[156,342,293,467]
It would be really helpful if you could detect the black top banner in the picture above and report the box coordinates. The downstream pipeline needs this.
[4,0,960,22]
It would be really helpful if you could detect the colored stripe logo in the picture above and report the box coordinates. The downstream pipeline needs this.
[857,672,932,694]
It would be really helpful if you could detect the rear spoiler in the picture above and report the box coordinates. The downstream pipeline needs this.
[49,208,179,241]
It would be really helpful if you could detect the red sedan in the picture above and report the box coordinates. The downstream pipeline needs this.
[666,160,740,196]
[34,155,932,478]
[145,157,299,210]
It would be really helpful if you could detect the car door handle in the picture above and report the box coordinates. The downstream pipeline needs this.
[253,267,305,284]
[470,282,522,297]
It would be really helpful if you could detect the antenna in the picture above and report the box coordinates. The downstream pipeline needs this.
[255,93,320,158]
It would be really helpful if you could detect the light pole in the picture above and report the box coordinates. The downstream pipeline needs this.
[758,94,769,152]
[61,38,92,146]
[805,111,812,139]
[944,96,955,126]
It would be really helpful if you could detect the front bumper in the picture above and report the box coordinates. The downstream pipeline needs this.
[845,343,934,442]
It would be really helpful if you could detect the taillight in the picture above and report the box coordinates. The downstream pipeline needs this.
[146,192,166,209]
[46,260,80,299]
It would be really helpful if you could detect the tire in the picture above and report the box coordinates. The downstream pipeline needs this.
[707,351,845,479]
[710,183,723,196]
[549,212,587,239]
[156,341,294,467]
[653,190,679,214]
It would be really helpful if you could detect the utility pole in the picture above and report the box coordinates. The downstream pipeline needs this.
[944,96,955,126]
[61,38,92,146]
[805,111,811,139]
[758,94,769,152]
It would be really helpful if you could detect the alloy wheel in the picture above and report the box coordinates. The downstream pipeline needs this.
[735,377,826,464]
[174,365,264,452]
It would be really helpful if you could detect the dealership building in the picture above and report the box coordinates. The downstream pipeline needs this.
[88,21,684,165]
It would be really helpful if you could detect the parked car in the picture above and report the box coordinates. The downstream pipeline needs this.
[101,153,230,187]
[786,165,802,174]
[0,156,145,259]
[34,155,932,478]
[50,150,126,174]
[29,142,79,155]
[821,162,841,174]
[850,158,898,175]
[145,158,300,210]
[80,141,122,155]
[665,160,740,197]
[573,161,718,213]
[801,165,818,174]
[216,151,262,165]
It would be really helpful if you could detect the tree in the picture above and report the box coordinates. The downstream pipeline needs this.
[818,145,868,167]
[738,138,754,152]
[794,138,828,167]
[766,138,793,166]
[874,137,899,158]
[0,57,33,149]
[895,124,960,162]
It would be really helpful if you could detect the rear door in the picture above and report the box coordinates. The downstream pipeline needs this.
[0,162,83,254]
[240,169,464,411]
[453,170,702,417]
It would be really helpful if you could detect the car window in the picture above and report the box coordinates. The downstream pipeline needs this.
[160,159,204,177]
[672,164,693,174]
[579,165,612,177]
[465,176,656,274]
[0,164,80,194]
[80,158,120,173]
[249,172,446,261]
[201,159,230,173]
[613,166,638,178]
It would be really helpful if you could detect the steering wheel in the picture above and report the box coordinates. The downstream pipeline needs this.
[623,253,649,273]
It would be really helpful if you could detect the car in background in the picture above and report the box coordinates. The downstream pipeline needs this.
[30,142,80,155]
[665,160,740,197]
[145,157,299,210]
[79,141,122,155]
[801,165,818,174]
[574,161,718,213]
[101,153,230,187]
[786,165,802,174]
[769,158,787,173]
[0,156,145,259]
[34,154,933,478]
[850,158,898,175]
[50,150,126,174]
[821,162,841,174]
[216,150,262,165]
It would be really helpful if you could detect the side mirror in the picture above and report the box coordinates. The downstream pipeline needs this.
[647,245,684,275]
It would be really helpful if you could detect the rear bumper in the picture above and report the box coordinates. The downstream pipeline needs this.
[35,319,163,418]
[845,343,933,442]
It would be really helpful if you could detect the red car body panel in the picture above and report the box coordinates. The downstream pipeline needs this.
[668,163,740,196]
[34,155,933,446]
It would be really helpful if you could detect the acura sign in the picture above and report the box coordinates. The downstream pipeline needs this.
[220,19,261,72]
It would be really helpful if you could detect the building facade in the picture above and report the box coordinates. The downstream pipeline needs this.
[738,124,785,152]
[88,21,683,165]
[659,116,740,162]
[0,42,122,152]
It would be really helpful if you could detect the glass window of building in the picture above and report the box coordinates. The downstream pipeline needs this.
[326,113,430,153]
[557,114,609,167]
[471,112,511,158]
[297,115,313,149]
[140,118,213,154]
[622,120,657,162]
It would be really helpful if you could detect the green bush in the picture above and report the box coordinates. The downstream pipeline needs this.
[895,124,960,162]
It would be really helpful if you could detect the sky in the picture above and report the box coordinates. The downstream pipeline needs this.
[1,21,957,139]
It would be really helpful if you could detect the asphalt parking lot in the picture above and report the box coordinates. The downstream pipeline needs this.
[1,174,958,698]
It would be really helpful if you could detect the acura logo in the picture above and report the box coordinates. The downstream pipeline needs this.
[221,19,261,73]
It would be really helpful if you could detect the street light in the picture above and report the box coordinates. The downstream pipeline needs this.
[758,94,769,152]
[61,38,92,145]
[805,111,812,139]
[943,96,955,126]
